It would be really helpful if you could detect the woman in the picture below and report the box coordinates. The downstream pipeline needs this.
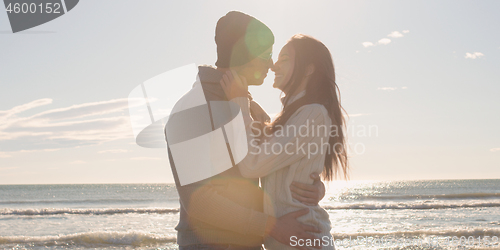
[221,34,349,250]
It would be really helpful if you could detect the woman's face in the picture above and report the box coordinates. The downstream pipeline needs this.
[272,44,295,91]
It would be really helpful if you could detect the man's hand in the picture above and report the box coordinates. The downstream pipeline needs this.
[266,209,321,250]
[220,69,248,99]
[290,172,326,206]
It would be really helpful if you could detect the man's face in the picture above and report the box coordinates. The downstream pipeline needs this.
[237,48,273,86]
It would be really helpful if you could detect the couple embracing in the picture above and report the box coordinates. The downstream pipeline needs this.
[166,11,349,250]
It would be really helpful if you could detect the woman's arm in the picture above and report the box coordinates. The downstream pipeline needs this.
[232,97,329,178]
[220,70,328,203]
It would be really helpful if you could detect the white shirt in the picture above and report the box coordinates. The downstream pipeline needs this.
[231,96,334,250]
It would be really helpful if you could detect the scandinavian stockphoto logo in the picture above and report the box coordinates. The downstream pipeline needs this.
[3,0,79,33]
[128,64,248,186]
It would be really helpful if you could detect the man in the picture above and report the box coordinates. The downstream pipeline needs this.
[166,11,325,250]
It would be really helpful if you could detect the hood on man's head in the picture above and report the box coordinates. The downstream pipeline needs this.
[215,11,274,68]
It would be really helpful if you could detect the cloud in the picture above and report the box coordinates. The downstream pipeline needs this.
[130,157,162,161]
[362,42,374,48]
[0,98,52,121]
[348,113,369,117]
[0,170,38,177]
[361,30,408,49]
[378,87,408,91]
[465,52,484,59]
[0,166,18,171]
[388,31,404,38]
[70,160,86,164]
[98,149,129,154]
[0,152,12,158]
[31,99,136,121]
[0,98,136,152]
[378,38,391,45]
[490,148,500,152]
[378,87,397,91]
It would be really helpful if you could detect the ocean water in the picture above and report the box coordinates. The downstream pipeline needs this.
[0,179,499,250]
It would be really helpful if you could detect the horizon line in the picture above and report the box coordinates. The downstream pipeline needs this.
[2,177,500,186]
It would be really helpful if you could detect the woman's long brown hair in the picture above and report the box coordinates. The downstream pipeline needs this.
[270,34,349,181]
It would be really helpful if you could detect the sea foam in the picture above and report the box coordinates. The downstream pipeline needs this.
[0,231,176,247]
[0,207,179,216]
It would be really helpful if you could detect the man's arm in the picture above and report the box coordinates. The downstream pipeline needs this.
[290,173,326,206]
[168,147,268,236]
[169,148,322,244]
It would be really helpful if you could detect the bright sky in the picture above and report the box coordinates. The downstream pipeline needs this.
[1,0,499,184]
